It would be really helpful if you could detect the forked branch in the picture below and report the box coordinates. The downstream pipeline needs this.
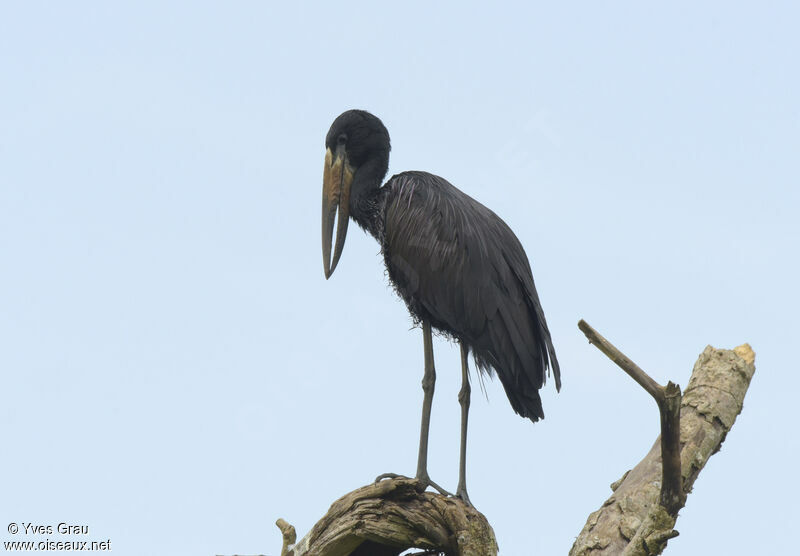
[577,319,684,515]
[571,322,755,555]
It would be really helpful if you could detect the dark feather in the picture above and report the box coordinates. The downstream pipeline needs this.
[381,171,560,422]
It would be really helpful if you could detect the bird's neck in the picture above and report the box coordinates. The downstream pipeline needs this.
[350,158,388,240]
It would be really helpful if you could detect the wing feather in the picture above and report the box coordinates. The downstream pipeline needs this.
[382,171,559,421]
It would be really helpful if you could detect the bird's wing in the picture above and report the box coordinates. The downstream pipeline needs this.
[383,172,556,419]
[383,172,489,333]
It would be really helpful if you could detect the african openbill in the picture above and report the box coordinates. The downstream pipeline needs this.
[321,109,560,504]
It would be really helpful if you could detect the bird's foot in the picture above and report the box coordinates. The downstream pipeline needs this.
[416,472,453,497]
[374,472,453,497]
[374,472,407,483]
[455,485,472,507]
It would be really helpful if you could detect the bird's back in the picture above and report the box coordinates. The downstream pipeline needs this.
[381,171,560,422]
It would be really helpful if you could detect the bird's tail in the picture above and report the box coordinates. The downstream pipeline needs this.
[473,349,546,423]
[500,373,545,422]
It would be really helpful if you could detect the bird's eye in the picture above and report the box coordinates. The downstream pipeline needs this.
[337,133,347,145]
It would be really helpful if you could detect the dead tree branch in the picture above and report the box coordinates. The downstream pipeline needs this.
[276,477,497,556]
[578,320,685,515]
[570,326,756,556]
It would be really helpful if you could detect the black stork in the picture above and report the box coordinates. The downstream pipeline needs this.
[322,109,560,504]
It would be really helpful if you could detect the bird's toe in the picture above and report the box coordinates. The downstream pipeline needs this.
[455,487,472,507]
[374,472,408,484]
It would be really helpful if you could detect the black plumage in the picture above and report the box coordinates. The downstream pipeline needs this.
[321,109,560,501]
[381,171,560,420]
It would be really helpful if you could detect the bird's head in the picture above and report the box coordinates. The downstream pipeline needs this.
[322,109,390,278]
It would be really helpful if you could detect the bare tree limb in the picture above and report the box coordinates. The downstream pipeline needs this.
[577,320,685,515]
[276,518,296,556]
[570,342,756,555]
[658,381,683,515]
[577,320,665,401]
[276,477,497,556]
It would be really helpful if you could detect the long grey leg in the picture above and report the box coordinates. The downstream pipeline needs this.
[456,341,472,505]
[415,321,449,495]
[376,320,450,496]
[416,320,436,480]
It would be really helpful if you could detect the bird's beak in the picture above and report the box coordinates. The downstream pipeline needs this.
[322,145,354,279]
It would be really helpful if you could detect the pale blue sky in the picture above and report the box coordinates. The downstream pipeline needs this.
[1,2,798,554]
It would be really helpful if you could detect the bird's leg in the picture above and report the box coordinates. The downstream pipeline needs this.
[414,321,451,495]
[416,321,437,483]
[375,321,451,496]
[456,341,472,506]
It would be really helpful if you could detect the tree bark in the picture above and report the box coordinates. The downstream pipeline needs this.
[569,344,756,555]
[277,477,497,556]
